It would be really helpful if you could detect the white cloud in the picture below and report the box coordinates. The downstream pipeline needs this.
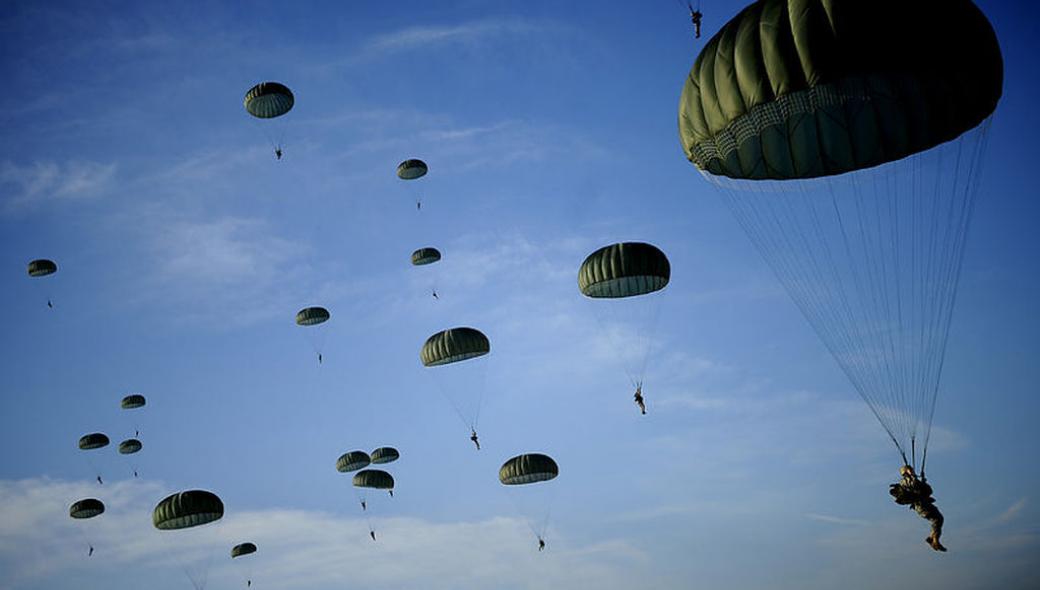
[1,160,116,210]
[359,19,564,58]
[996,498,1027,524]
[805,512,870,526]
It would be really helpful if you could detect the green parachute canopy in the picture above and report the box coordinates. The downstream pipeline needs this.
[118,439,142,455]
[153,490,225,530]
[121,394,146,409]
[70,498,105,519]
[27,259,57,277]
[295,306,330,326]
[78,433,109,450]
[336,451,371,473]
[578,242,671,298]
[411,247,441,266]
[420,327,490,367]
[370,447,400,465]
[352,469,394,490]
[396,159,428,180]
[231,542,257,558]
[244,82,294,119]
[499,453,559,486]
[678,0,1003,180]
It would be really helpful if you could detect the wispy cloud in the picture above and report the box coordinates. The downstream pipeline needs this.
[357,18,565,60]
[805,512,870,526]
[996,498,1027,524]
[0,160,116,211]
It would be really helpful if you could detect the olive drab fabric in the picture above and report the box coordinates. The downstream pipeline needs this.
[499,453,559,486]
[121,394,146,409]
[244,82,294,119]
[352,469,394,490]
[78,433,110,450]
[152,490,225,530]
[396,159,428,180]
[27,259,57,277]
[411,247,441,266]
[336,451,371,473]
[118,439,142,455]
[578,242,671,298]
[70,499,105,519]
[370,447,400,465]
[231,542,257,558]
[295,306,330,326]
[420,328,490,367]
[677,0,1003,180]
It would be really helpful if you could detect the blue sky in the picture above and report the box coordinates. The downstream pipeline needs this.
[1,1,1038,588]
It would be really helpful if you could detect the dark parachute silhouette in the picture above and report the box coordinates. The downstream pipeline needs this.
[421,327,491,440]
[78,433,109,450]
[231,542,257,558]
[353,469,395,491]
[396,159,428,180]
[370,447,400,465]
[411,247,441,266]
[244,82,294,159]
[69,498,105,519]
[27,259,57,277]
[678,0,1003,474]
[118,439,142,454]
[500,453,559,549]
[579,242,670,408]
[121,394,146,409]
[336,451,371,473]
[153,490,224,530]
[421,327,490,367]
[296,306,330,364]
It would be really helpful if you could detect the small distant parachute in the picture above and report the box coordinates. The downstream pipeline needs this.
[411,247,441,266]
[78,433,110,450]
[370,447,399,465]
[244,82,294,119]
[118,439,142,455]
[231,542,257,559]
[295,307,330,326]
[352,469,394,490]
[336,451,371,473]
[152,490,225,530]
[396,159,428,180]
[578,242,670,299]
[27,259,57,277]
[70,498,105,519]
[499,453,559,486]
[421,327,490,367]
[121,394,146,409]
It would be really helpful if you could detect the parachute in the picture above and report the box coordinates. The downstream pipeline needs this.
[27,259,57,277]
[370,447,400,465]
[678,0,1003,472]
[244,82,294,119]
[499,454,559,486]
[69,498,105,519]
[396,159,428,180]
[231,542,257,558]
[500,453,559,547]
[336,451,371,473]
[152,490,225,530]
[118,439,142,455]
[411,247,441,266]
[579,242,670,399]
[352,469,395,490]
[121,394,146,409]
[295,307,329,326]
[420,327,490,367]
[78,433,109,450]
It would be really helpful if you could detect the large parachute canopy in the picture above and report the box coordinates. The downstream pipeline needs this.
[231,542,257,558]
[78,433,110,450]
[118,439,142,455]
[411,247,441,266]
[295,306,330,326]
[420,327,490,367]
[70,498,105,519]
[678,0,1003,472]
[27,259,57,277]
[370,447,400,465]
[244,82,294,119]
[336,451,371,473]
[499,453,559,485]
[121,394,146,409]
[352,469,395,490]
[578,242,670,298]
[152,490,225,530]
[396,159,428,180]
